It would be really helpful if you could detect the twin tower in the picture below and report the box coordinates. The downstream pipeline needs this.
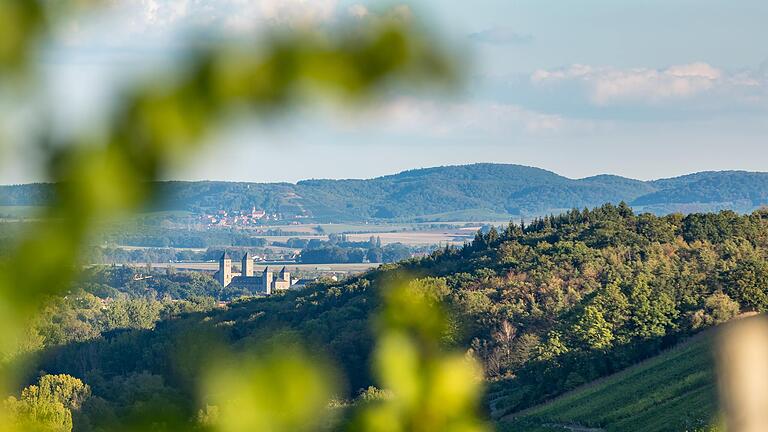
[214,252,294,295]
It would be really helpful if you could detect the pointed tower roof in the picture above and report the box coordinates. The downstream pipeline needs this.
[221,252,231,260]
[242,251,251,260]
[280,266,287,275]
[263,266,270,273]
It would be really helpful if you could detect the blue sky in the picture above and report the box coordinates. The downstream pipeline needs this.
[3,0,768,183]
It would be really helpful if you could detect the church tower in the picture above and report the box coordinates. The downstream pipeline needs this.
[242,252,254,277]
[217,252,232,287]
[279,266,290,283]
[262,266,273,295]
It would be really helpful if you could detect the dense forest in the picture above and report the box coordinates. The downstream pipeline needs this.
[21,267,227,351]
[8,204,768,430]
[3,164,768,221]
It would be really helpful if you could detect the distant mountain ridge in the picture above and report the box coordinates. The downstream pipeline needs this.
[2,164,768,221]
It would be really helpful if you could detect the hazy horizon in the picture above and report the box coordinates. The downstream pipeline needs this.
[2,162,766,186]
[3,0,768,184]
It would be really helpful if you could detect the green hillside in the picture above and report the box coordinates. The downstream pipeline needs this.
[23,205,768,431]
[3,164,768,221]
[496,332,720,432]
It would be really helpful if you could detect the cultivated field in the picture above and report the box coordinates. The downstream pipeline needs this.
[143,261,380,274]
[240,228,477,247]
[344,231,471,245]
[0,206,43,220]
[262,221,509,234]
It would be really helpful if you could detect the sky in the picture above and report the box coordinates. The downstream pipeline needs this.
[2,0,768,184]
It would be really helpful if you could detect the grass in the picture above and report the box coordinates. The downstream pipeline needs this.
[497,333,722,432]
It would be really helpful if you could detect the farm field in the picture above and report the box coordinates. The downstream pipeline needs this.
[110,244,298,254]
[405,208,515,222]
[344,231,471,245]
[142,261,381,274]
[109,230,471,249]
[110,245,208,252]
[234,220,509,232]
[0,205,44,219]
[496,332,720,432]
[244,229,475,247]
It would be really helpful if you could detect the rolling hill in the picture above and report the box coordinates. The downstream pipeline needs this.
[494,331,720,432]
[2,164,768,221]
[26,205,768,430]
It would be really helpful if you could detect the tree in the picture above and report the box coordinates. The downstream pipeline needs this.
[3,374,91,432]
[690,292,741,329]
[491,320,517,372]
[537,330,570,361]
[103,298,163,330]
[592,281,630,343]
[724,256,768,311]
[628,278,678,339]
[366,247,383,263]
[30,375,91,411]
[573,305,614,350]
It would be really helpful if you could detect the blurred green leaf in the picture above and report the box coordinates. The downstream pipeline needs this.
[0,2,467,431]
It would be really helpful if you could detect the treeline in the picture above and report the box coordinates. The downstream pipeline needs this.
[85,246,274,264]
[9,265,277,369]
[13,267,234,359]
[86,236,432,265]
[29,289,217,351]
[98,228,268,249]
[81,266,256,300]
[84,247,206,264]
[7,165,768,221]
[21,204,768,431]
[292,234,417,264]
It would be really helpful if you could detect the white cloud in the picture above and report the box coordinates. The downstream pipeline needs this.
[348,4,369,18]
[532,62,727,105]
[667,62,721,80]
[348,97,589,137]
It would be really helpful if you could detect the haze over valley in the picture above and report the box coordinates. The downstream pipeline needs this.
[4,164,768,222]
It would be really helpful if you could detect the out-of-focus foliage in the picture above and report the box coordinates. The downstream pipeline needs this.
[0,0,455,370]
[717,317,768,432]
[194,279,487,432]
[0,0,44,76]
[203,346,337,432]
[0,0,460,430]
[348,279,488,432]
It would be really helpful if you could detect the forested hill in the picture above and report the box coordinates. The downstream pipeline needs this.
[32,205,768,430]
[3,164,768,221]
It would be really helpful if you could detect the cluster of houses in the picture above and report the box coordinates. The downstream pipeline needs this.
[201,207,274,227]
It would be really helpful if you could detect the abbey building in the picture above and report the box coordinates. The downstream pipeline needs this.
[214,252,296,294]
